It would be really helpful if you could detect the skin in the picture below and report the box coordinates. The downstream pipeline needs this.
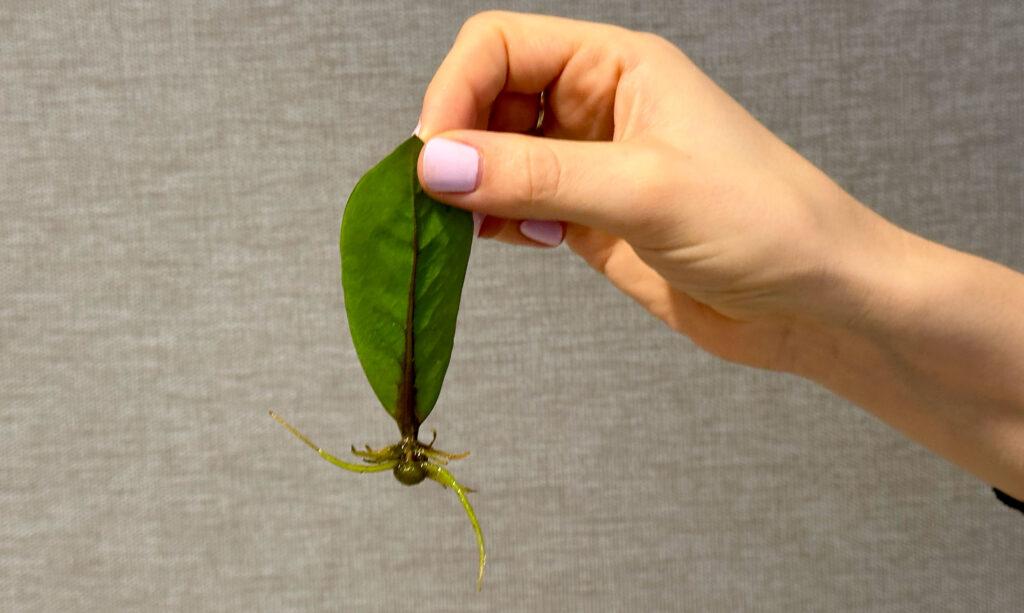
[416,11,1024,500]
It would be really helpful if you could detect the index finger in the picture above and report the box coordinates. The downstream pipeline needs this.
[417,11,632,139]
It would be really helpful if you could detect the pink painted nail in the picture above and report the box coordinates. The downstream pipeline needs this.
[519,219,563,247]
[473,212,485,237]
[421,138,479,193]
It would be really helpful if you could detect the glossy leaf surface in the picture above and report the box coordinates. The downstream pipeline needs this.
[341,136,473,431]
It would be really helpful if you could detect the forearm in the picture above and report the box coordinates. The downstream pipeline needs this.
[794,220,1024,499]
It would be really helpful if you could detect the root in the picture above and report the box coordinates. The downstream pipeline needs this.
[269,411,396,474]
[425,463,486,591]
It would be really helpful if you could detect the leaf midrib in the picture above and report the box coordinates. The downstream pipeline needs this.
[395,174,420,439]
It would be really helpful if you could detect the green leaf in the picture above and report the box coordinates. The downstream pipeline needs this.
[341,136,473,434]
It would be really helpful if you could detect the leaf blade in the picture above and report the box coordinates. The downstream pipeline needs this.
[411,176,473,422]
[341,136,473,429]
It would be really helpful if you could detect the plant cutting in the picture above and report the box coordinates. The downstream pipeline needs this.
[270,135,484,589]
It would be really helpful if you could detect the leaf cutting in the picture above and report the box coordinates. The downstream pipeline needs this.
[270,136,484,588]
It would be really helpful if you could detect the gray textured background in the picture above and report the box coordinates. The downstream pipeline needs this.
[2,1,1022,611]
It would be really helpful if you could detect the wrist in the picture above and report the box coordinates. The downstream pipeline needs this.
[785,215,936,384]
[775,165,962,385]
[766,178,915,380]
[785,215,1024,496]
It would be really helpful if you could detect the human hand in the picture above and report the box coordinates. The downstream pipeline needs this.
[415,11,906,373]
[414,11,1024,500]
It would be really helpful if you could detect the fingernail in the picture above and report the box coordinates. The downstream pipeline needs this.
[421,138,479,193]
[473,212,485,237]
[519,219,563,247]
[413,119,421,137]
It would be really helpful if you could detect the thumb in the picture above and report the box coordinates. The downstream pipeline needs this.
[417,130,671,238]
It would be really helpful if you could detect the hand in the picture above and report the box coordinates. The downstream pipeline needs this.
[415,12,1024,498]
[415,11,903,373]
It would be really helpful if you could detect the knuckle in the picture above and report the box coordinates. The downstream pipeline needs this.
[522,141,563,206]
[635,31,686,59]
[636,31,669,47]
[625,147,678,224]
[462,10,507,34]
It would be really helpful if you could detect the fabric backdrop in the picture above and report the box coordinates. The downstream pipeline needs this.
[2,1,1022,611]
